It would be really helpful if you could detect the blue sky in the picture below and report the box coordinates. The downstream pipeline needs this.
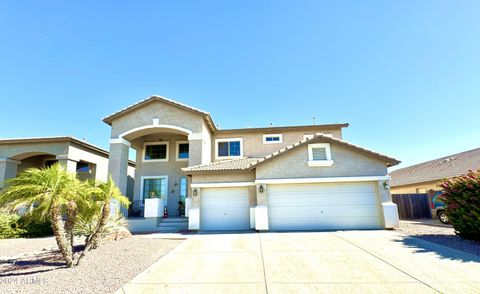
[0,1,479,169]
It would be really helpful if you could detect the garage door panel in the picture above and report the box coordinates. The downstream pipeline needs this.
[268,204,379,218]
[268,182,381,230]
[200,187,250,231]
[273,216,380,230]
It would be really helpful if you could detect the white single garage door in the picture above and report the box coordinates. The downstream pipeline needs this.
[200,187,251,230]
[268,182,381,231]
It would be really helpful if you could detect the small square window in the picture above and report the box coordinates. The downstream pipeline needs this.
[177,142,189,160]
[312,147,327,161]
[144,143,169,161]
[216,139,242,158]
[307,143,333,167]
[263,134,283,144]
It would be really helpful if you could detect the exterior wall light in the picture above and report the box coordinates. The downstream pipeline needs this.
[193,188,198,196]
[259,185,264,193]
[383,181,390,190]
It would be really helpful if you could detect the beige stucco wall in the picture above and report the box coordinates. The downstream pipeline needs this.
[131,133,189,215]
[0,141,113,187]
[0,142,69,160]
[68,143,110,182]
[212,127,343,159]
[109,101,207,138]
[190,170,255,183]
[256,140,388,179]
[391,180,442,194]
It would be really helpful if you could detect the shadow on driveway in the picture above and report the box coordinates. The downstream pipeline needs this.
[395,234,480,263]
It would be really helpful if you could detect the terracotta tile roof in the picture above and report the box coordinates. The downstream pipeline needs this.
[389,147,480,187]
[248,134,400,168]
[0,136,136,166]
[182,134,400,173]
[182,157,262,173]
[102,95,217,132]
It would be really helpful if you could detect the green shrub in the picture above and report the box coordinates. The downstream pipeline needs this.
[17,215,53,237]
[0,212,26,239]
[74,213,128,249]
[440,169,480,240]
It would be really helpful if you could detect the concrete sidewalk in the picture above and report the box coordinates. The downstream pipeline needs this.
[116,230,480,293]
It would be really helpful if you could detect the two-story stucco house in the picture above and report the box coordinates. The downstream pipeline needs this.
[104,96,401,232]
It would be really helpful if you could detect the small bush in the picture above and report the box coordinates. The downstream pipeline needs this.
[0,212,26,239]
[74,213,128,249]
[17,215,53,237]
[441,170,480,240]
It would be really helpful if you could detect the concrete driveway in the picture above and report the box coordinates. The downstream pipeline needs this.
[117,230,480,293]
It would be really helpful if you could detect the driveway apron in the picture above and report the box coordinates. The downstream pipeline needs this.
[117,230,480,294]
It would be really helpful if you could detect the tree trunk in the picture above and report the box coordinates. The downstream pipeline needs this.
[76,201,110,265]
[65,200,77,251]
[50,204,74,267]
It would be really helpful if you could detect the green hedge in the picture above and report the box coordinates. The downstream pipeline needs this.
[441,170,480,240]
[0,212,53,239]
[0,212,26,239]
[17,215,53,237]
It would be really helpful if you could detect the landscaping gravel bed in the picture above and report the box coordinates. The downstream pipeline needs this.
[0,236,183,294]
[397,219,480,257]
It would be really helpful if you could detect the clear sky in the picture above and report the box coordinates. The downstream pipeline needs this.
[1,1,479,170]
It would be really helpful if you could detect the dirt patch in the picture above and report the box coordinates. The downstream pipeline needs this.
[397,220,480,257]
[0,236,183,294]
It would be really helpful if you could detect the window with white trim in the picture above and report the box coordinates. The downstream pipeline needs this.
[215,138,243,158]
[307,143,333,167]
[176,141,189,161]
[143,142,169,162]
[263,134,283,144]
[180,177,187,203]
[142,176,168,201]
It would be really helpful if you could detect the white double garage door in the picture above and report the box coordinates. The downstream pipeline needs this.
[200,182,381,231]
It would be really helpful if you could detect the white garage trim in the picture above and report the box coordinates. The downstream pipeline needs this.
[268,182,382,231]
[256,176,390,185]
[200,187,251,230]
[191,182,255,188]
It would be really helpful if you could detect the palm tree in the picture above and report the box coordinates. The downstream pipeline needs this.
[0,164,84,267]
[75,176,129,265]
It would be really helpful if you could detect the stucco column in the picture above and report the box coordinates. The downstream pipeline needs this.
[108,139,130,217]
[188,186,201,230]
[108,139,130,195]
[0,158,20,189]
[377,180,399,229]
[56,155,78,174]
[255,184,269,230]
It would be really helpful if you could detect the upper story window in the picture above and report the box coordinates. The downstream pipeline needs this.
[143,142,169,162]
[176,141,189,161]
[307,143,333,167]
[216,138,243,159]
[303,133,333,140]
[263,134,283,144]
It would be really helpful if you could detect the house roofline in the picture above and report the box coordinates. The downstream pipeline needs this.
[248,134,400,169]
[102,95,217,132]
[215,123,349,133]
[0,136,136,166]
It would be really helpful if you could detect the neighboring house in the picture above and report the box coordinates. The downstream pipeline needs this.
[104,95,401,232]
[0,136,135,194]
[389,147,480,194]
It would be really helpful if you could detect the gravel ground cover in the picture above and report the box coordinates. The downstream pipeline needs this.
[0,236,183,294]
[397,219,480,257]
